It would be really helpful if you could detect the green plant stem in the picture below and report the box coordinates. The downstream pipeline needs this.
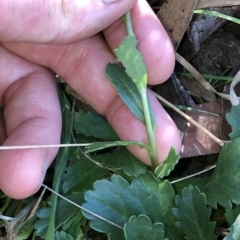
[124,11,158,168]
[124,11,134,36]
[45,86,71,239]
[194,10,240,24]
[178,72,233,81]
[141,90,158,169]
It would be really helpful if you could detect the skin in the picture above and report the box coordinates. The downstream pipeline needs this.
[0,0,181,199]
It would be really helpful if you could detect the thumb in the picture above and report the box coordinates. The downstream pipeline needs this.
[0,0,137,43]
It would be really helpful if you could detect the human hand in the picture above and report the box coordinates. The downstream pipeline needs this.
[0,0,181,199]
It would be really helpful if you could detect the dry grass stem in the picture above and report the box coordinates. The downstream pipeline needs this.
[42,184,123,229]
[152,91,224,147]
[170,164,216,184]
[0,143,91,150]
[175,53,240,101]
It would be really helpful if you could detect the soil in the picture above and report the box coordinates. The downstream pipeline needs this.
[192,22,240,76]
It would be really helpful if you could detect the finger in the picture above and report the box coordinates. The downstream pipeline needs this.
[0,0,136,43]
[0,46,61,199]
[103,0,175,84]
[107,90,181,164]
[3,0,174,107]
[3,36,181,164]
[2,37,117,115]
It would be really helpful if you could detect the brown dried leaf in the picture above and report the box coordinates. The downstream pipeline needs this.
[180,76,216,102]
[175,53,217,102]
[180,100,230,158]
[157,0,198,50]
[0,188,45,240]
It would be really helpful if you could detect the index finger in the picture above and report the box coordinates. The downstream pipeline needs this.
[2,1,181,165]
[0,0,137,43]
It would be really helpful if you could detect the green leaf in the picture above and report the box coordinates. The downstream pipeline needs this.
[45,86,71,240]
[225,204,240,226]
[16,216,36,240]
[94,147,147,177]
[162,211,181,240]
[173,185,216,240]
[114,35,147,90]
[106,63,144,123]
[60,212,86,240]
[62,158,109,194]
[154,147,180,179]
[74,110,119,141]
[85,140,150,153]
[194,10,240,25]
[124,215,165,240]
[226,104,240,140]
[55,231,74,240]
[131,174,182,240]
[35,193,84,237]
[55,193,85,229]
[224,214,240,240]
[158,181,176,212]
[202,138,240,208]
[82,174,161,239]
[158,181,182,240]
[172,176,210,195]
[135,176,175,213]
[134,171,161,194]
[35,208,51,236]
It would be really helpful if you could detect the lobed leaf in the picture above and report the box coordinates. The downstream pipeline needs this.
[82,174,161,239]
[224,214,240,240]
[202,138,240,208]
[106,63,145,123]
[133,174,177,212]
[55,231,74,240]
[225,204,240,226]
[35,208,51,237]
[60,212,86,240]
[62,158,109,194]
[158,180,176,213]
[158,181,182,240]
[94,147,147,177]
[124,215,165,240]
[55,193,85,229]
[173,185,216,240]
[129,174,181,239]
[114,35,147,90]
[35,193,84,238]
[74,110,119,141]
[154,147,180,179]
[172,176,210,195]
[226,104,240,140]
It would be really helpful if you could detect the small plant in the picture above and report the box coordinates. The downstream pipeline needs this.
[105,12,159,169]
[2,11,240,240]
